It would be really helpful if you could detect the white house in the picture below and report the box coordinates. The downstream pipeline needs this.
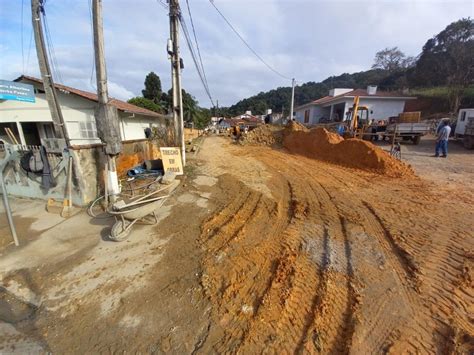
[0,75,167,146]
[295,86,416,125]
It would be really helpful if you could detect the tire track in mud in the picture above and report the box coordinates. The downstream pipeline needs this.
[292,158,431,353]
[234,178,323,353]
[198,144,473,354]
[268,150,473,354]
[316,164,474,353]
[362,201,420,287]
[265,153,429,353]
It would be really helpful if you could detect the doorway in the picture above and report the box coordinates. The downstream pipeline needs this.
[21,122,41,146]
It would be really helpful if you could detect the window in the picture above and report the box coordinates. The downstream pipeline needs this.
[79,118,98,139]
[42,123,55,138]
[304,109,310,123]
[460,111,466,122]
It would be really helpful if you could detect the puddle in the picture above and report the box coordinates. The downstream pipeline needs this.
[0,287,37,324]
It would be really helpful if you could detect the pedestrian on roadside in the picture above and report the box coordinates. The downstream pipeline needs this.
[434,119,451,158]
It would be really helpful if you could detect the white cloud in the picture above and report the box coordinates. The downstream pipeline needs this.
[108,81,135,101]
[0,0,472,107]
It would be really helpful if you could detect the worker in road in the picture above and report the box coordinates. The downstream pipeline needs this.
[434,119,451,158]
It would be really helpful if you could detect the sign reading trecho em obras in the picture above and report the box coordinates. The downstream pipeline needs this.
[160,147,183,175]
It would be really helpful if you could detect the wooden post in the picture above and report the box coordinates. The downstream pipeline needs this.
[31,0,69,143]
[169,0,185,166]
[391,124,398,152]
[92,0,122,200]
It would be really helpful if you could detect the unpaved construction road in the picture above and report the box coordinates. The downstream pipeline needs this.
[197,136,473,354]
[1,135,473,354]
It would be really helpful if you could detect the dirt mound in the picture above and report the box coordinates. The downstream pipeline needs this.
[283,127,414,177]
[285,120,309,132]
[242,125,283,146]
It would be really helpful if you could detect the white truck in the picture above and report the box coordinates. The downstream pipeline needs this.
[454,108,474,149]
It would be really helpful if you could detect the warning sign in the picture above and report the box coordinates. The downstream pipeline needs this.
[160,147,183,175]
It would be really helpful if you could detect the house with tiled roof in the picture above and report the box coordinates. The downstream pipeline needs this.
[0,75,168,146]
[295,86,416,126]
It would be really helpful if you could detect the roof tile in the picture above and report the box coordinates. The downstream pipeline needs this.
[16,75,165,118]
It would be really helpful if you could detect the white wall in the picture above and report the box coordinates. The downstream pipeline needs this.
[0,91,101,145]
[119,113,166,141]
[295,98,407,125]
[333,98,406,121]
[455,109,474,136]
[295,106,329,125]
[1,84,169,144]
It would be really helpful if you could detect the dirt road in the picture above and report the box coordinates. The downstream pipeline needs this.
[196,137,473,353]
[1,135,472,353]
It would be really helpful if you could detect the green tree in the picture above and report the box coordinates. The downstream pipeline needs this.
[372,47,414,72]
[194,107,212,129]
[412,18,474,112]
[127,97,162,113]
[142,72,162,103]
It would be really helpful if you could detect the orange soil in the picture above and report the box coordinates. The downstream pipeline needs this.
[197,138,473,353]
[283,127,414,177]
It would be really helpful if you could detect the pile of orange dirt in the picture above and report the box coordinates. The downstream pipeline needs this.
[285,120,309,132]
[283,127,414,177]
[242,125,283,146]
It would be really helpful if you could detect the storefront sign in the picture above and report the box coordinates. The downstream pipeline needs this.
[0,80,35,103]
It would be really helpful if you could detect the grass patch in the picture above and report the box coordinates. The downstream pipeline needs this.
[411,86,474,98]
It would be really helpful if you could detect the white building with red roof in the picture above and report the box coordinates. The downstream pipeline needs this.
[295,86,416,126]
[0,76,168,146]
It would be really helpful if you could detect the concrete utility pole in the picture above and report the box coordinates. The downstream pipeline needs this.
[168,0,185,166]
[31,0,69,143]
[92,0,122,199]
[290,78,296,121]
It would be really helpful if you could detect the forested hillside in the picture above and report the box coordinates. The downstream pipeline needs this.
[220,18,473,117]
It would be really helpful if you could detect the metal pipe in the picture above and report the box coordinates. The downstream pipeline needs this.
[0,171,19,246]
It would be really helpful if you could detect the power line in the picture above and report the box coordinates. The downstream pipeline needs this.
[21,0,25,73]
[25,28,33,75]
[157,0,168,11]
[184,0,210,97]
[208,0,292,81]
[41,2,63,83]
[88,0,96,90]
[179,15,215,106]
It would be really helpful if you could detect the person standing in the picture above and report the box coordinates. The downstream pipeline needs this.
[434,120,451,157]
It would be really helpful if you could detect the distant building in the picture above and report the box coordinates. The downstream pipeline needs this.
[295,86,416,125]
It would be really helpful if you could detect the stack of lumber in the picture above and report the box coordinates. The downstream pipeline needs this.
[398,111,421,123]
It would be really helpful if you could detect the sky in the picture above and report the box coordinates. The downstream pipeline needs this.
[0,0,473,108]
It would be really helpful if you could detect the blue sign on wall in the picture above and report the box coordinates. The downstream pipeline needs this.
[0,80,35,103]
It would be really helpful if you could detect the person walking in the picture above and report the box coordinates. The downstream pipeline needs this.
[434,120,451,157]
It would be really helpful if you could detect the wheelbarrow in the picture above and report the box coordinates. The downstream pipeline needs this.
[107,180,179,241]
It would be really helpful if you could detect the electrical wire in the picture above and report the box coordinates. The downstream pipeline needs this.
[88,0,96,90]
[21,0,25,73]
[184,0,210,97]
[156,0,168,11]
[208,0,292,81]
[41,4,64,84]
[25,28,33,75]
[179,15,215,106]
[156,0,214,106]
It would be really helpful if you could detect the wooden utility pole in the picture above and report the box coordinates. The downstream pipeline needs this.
[92,0,122,199]
[31,0,69,143]
[168,0,185,166]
